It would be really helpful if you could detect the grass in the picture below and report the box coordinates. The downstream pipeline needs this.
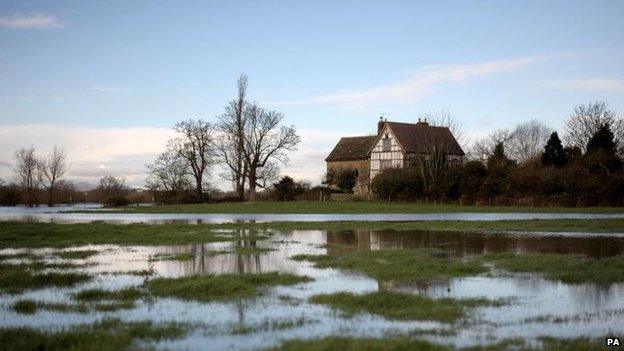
[291,249,486,282]
[104,201,624,214]
[266,336,602,351]
[310,291,499,323]
[55,250,99,260]
[73,287,144,302]
[146,272,311,302]
[211,219,624,233]
[0,318,188,351]
[483,253,624,284]
[233,246,276,255]
[0,262,91,293]
[0,222,268,248]
[12,299,88,314]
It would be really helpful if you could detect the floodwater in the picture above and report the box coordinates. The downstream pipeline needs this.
[2,228,624,350]
[1,205,624,224]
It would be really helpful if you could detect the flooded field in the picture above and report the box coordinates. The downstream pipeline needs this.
[1,227,623,350]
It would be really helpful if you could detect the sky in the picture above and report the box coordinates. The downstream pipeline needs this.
[1,0,623,189]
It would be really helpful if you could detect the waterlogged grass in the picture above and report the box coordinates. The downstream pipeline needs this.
[12,299,88,314]
[292,249,486,282]
[483,253,624,284]
[56,250,99,260]
[74,287,144,302]
[267,336,602,351]
[267,336,449,351]
[310,291,501,323]
[107,201,624,214]
[0,318,189,351]
[147,272,312,302]
[233,246,276,255]
[0,262,91,293]
[0,222,268,248]
[212,219,624,233]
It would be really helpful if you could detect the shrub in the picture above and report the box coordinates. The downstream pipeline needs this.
[371,168,423,201]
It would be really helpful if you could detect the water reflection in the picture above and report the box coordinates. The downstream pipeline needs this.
[2,228,624,350]
[325,229,624,258]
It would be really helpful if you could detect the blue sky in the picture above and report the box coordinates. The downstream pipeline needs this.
[1,0,623,187]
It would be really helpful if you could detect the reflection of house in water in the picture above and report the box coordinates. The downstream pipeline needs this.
[325,229,624,258]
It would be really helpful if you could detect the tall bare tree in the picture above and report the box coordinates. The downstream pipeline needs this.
[172,119,216,201]
[242,104,300,201]
[565,101,623,153]
[507,120,550,165]
[14,147,42,207]
[421,109,467,149]
[217,74,248,200]
[40,146,70,206]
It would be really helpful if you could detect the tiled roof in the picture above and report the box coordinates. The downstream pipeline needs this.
[325,135,377,162]
[380,121,465,155]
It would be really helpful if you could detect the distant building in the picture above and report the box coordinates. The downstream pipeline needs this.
[325,118,465,193]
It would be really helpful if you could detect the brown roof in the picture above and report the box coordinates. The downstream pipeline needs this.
[373,121,465,156]
[325,135,377,162]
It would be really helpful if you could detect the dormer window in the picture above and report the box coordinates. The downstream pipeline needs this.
[382,133,391,151]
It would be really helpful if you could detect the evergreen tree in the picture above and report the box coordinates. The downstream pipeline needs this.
[541,132,567,167]
[585,123,622,174]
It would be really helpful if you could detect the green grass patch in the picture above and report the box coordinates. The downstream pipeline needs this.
[233,246,276,255]
[0,262,91,293]
[146,272,311,302]
[310,291,500,323]
[292,249,486,282]
[12,299,88,314]
[0,222,268,248]
[105,201,624,214]
[55,250,99,260]
[267,336,602,351]
[0,318,188,351]
[267,336,449,351]
[483,253,624,284]
[74,287,144,302]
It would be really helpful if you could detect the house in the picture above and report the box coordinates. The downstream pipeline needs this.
[325,117,465,193]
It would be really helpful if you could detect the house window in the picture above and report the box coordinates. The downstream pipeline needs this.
[382,136,391,151]
[380,160,393,170]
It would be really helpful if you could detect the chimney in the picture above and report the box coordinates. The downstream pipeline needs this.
[416,117,429,127]
[377,116,385,135]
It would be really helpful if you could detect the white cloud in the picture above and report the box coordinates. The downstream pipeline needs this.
[92,85,129,93]
[0,14,65,29]
[274,55,552,107]
[540,78,624,92]
[0,124,341,189]
[0,125,174,186]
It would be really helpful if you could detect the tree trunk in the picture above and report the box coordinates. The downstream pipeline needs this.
[47,181,55,207]
[247,169,257,202]
[195,176,203,202]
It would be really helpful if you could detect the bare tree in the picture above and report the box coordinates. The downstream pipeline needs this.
[242,104,300,201]
[217,74,248,200]
[421,109,467,149]
[95,175,127,203]
[564,101,623,152]
[171,119,216,201]
[507,120,551,164]
[40,146,70,206]
[14,147,42,207]
[469,129,511,162]
[146,146,192,194]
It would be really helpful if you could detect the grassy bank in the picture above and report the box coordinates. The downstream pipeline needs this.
[1,219,624,249]
[310,291,499,323]
[0,222,268,248]
[106,201,624,214]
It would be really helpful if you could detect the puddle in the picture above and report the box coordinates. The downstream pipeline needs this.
[1,229,623,350]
